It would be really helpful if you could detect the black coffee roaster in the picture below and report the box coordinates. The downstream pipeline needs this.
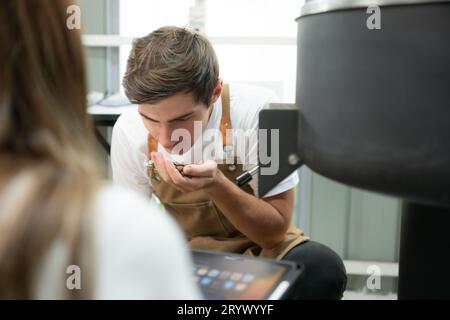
[258,0,450,299]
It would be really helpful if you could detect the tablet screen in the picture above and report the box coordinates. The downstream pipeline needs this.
[192,250,298,300]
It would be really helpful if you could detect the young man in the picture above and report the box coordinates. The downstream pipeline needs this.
[111,26,346,299]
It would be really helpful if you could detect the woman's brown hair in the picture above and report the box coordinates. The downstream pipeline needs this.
[0,0,99,298]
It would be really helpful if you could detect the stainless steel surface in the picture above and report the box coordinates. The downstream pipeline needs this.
[298,0,450,18]
[248,165,259,176]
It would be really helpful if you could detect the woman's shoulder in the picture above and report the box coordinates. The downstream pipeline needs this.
[95,184,163,223]
[94,184,187,258]
[92,184,201,299]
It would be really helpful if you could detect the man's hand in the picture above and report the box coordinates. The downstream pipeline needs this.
[151,152,224,192]
[152,152,294,250]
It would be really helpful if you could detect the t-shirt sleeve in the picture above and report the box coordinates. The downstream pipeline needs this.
[111,112,153,197]
[236,86,299,198]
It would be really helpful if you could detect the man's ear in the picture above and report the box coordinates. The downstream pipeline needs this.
[210,79,223,106]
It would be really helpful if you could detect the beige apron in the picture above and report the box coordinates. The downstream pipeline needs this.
[146,84,309,260]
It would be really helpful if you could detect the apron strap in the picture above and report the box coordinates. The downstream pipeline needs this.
[148,134,158,159]
[220,83,233,157]
[147,83,233,160]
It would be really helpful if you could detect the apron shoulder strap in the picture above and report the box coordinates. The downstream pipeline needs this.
[220,83,233,155]
[148,134,158,158]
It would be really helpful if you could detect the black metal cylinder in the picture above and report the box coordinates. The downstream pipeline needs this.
[296,1,450,206]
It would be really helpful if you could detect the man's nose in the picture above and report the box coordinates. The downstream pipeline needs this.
[158,125,176,150]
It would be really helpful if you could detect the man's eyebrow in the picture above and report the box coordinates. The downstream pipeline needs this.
[139,111,195,123]
[138,112,158,122]
[167,111,195,123]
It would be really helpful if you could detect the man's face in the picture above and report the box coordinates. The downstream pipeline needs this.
[138,93,212,154]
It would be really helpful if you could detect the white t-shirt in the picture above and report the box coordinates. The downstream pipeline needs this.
[34,185,202,299]
[111,83,299,198]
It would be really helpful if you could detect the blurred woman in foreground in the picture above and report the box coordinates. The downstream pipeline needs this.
[0,0,200,299]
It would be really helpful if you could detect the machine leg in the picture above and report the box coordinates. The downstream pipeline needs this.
[398,201,450,299]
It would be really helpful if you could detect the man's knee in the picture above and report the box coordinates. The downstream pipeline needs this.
[283,241,347,299]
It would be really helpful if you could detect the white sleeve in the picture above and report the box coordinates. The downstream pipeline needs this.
[238,86,300,198]
[261,171,300,198]
[94,186,203,300]
[111,112,153,197]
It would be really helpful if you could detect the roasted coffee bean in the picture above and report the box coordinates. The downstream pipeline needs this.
[175,165,184,174]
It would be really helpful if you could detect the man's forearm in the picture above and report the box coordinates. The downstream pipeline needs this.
[204,171,288,249]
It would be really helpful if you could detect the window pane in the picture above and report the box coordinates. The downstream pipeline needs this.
[119,0,192,37]
[119,0,303,37]
[205,0,301,38]
[214,44,297,102]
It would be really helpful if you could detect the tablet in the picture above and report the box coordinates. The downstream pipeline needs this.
[191,249,303,300]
